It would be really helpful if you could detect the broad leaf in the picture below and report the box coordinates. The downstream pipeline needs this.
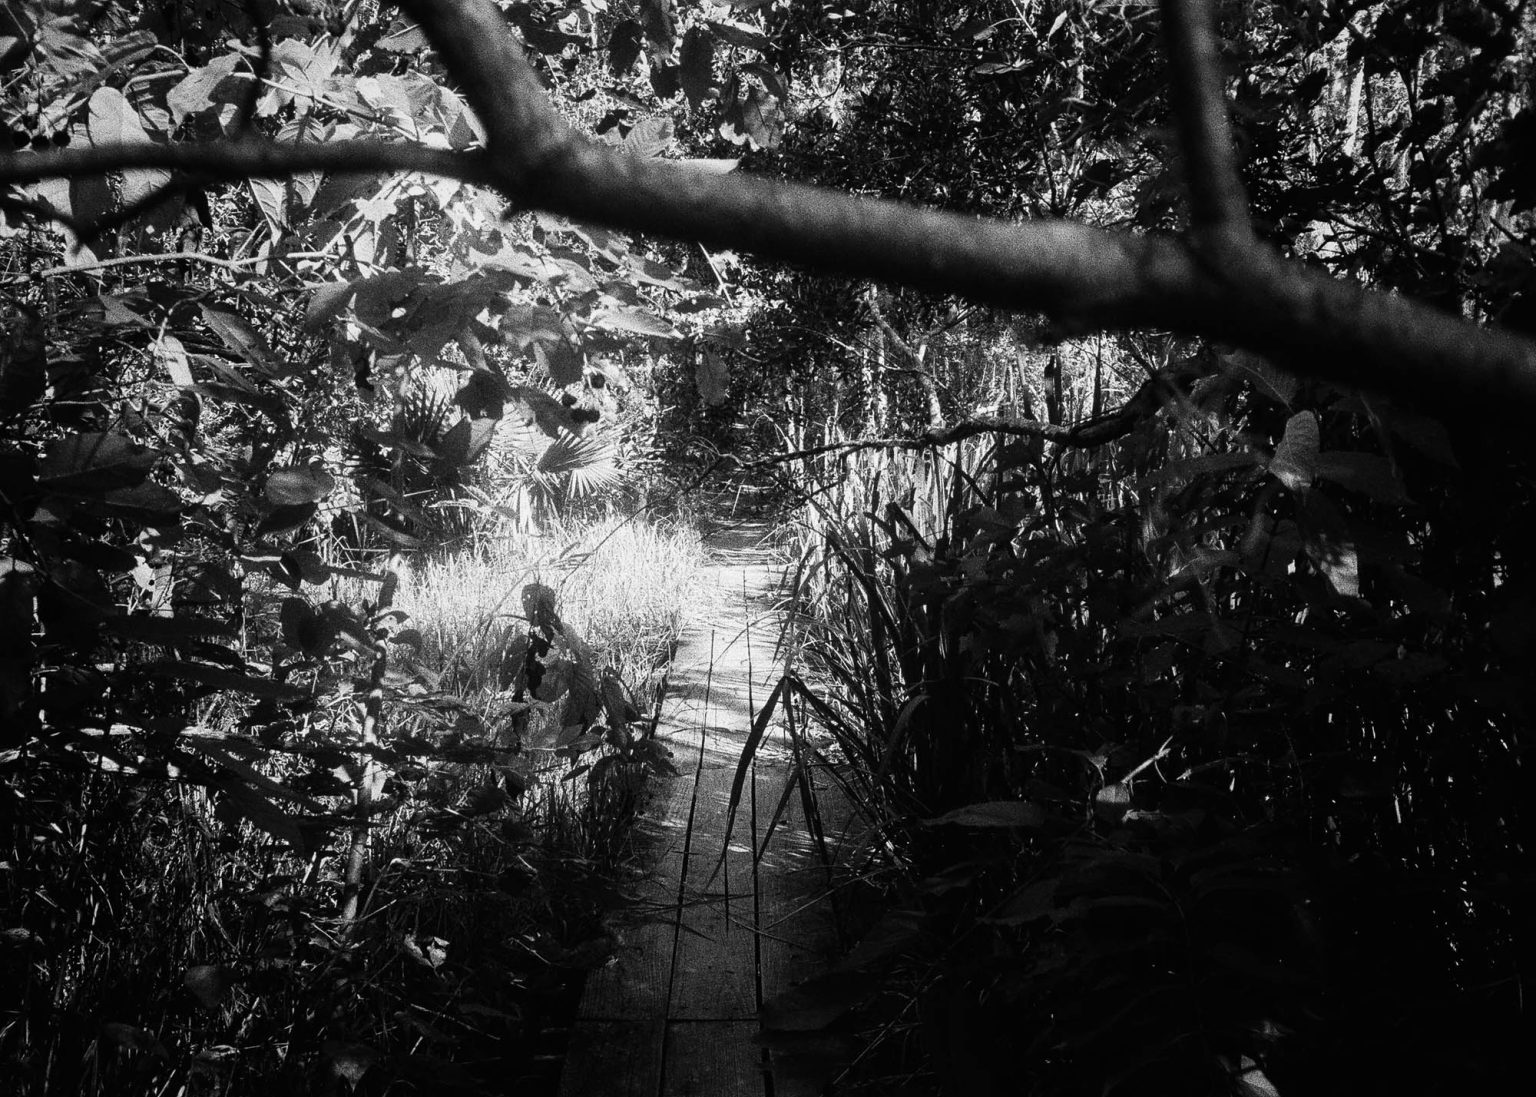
[507,385,580,438]
[1315,451,1412,504]
[1269,410,1319,493]
[435,417,497,466]
[706,19,769,51]
[304,281,355,332]
[183,964,231,1010]
[623,116,675,158]
[696,346,729,406]
[40,433,158,491]
[85,88,168,210]
[167,53,241,125]
[679,26,716,110]
[719,81,784,150]
[1227,348,1299,406]
[265,466,336,505]
[261,38,339,117]
[95,482,183,522]
[534,339,585,386]
[679,157,740,175]
[254,502,317,537]
[1307,536,1360,598]
[201,305,278,375]
[156,334,194,387]
[609,19,643,74]
[925,800,1046,828]
[590,307,678,338]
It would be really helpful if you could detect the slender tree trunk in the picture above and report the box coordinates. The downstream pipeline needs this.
[339,559,400,929]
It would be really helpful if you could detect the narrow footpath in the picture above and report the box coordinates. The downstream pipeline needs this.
[556,522,850,1097]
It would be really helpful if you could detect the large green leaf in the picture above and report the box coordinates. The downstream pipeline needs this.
[435,417,497,466]
[84,87,168,210]
[167,53,242,126]
[679,26,716,110]
[201,305,278,375]
[1315,451,1411,504]
[265,466,336,505]
[506,385,580,438]
[696,346,729,406]
[622,116,674,158]
[39,433,158,492]
[1268,410,1318,493]
[706,19,769,51]
[589,306,678,339]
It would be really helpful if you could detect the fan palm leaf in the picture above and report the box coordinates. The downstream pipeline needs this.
[535,431,620,499]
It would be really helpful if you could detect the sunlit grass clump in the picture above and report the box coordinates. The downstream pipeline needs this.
[385,515,704,695]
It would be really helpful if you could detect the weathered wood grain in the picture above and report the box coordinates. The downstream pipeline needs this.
[754,758,842,1002]
[577,759,694,1020]
[661,1021,766,1097]
[559,531,853,1097]
[557,1019,665,1097]
[667,748,759,1021]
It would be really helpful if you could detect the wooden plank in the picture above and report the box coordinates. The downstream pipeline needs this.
[753,744,863,1097]
[577,766,693,1020]
[562,555,802,1097]
[577,915,675,1021]
[754,758,842,1003]
[668,752,759,1020]
[665,572,780,1024]
[558,1019,665,1097]
[661,1020,766,1097]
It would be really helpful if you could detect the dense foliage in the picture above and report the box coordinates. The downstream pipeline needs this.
[1,2,725,1092]
[2,0,1534,1094]
[741,2,1536,1094]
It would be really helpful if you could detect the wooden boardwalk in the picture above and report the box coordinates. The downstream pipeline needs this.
[557,525,850,1097]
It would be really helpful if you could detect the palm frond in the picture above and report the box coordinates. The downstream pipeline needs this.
[536,431,621,498]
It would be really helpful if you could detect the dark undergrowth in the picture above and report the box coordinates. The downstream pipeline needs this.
[2,519,702,1096]
[758,378,1534,1097]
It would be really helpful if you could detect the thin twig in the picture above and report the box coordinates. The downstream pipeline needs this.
[0,139,492,190]
[19,249,333,282]
[746,361,1207,465]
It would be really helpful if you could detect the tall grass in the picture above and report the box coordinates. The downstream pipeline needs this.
[773,399,1531,1096]
[382,515,703,695]
[1,514,704,1097]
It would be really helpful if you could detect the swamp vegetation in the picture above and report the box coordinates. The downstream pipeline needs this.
[2,1,1534,1094]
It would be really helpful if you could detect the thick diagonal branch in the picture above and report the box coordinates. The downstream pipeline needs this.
[393,0,1536,418]
[5,0,1536,418]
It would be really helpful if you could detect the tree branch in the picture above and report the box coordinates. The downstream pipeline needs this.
[1160,0,1251,238]
[5,0,1536,420]
[753,359,1212,465]
[864,287,944,428]
[393,0,1536,419]
[748,417,1084,468]
[5,249,335,283]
